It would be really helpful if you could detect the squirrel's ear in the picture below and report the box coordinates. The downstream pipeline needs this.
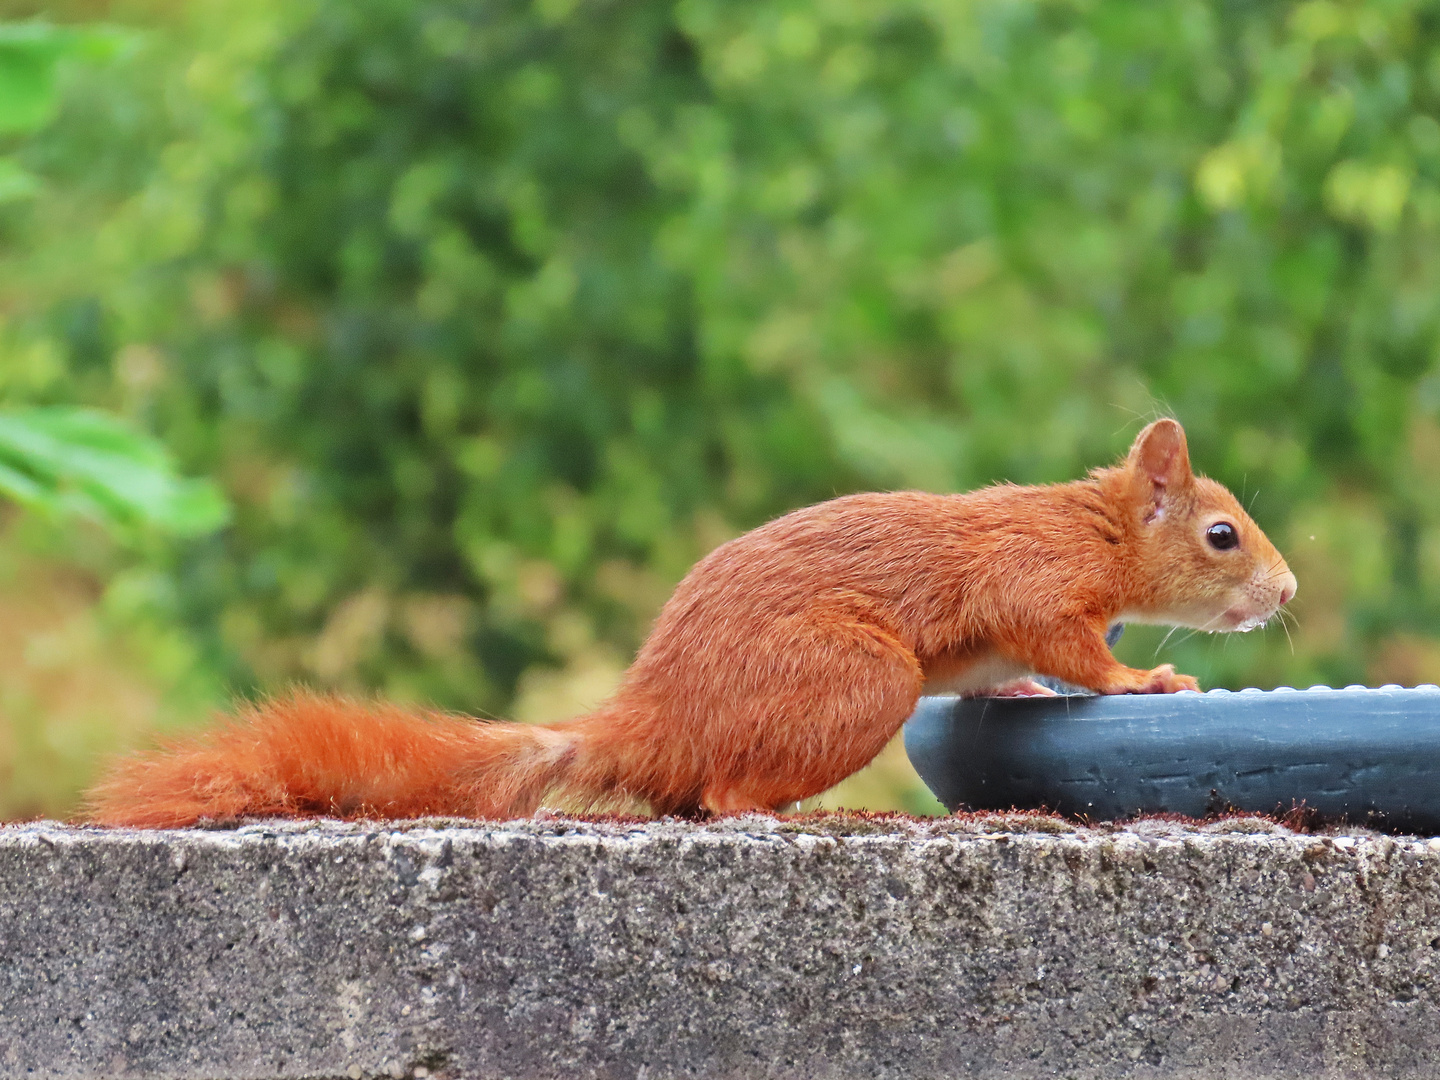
[1126,420,1192,515]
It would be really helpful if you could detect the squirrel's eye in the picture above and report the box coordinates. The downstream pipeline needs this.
[1206,522,1239,551]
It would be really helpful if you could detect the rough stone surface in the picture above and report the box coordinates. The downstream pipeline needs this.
[3,815,1440,1078]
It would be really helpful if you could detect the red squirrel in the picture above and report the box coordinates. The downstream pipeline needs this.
[87,419,1296,827]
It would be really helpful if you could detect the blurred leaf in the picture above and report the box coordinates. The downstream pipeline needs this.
[0,407,230,537]
[0,22,133,136]
[0,155,39,201]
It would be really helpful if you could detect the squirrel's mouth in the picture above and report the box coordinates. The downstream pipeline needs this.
[1228,612,1269,632]
[1219,569,1296,633]
[1221,603,1277,633]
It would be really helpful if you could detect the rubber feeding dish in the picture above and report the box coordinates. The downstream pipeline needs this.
[903,685,1440,833]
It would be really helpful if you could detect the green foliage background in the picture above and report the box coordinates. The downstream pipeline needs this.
[7,0,1440,813]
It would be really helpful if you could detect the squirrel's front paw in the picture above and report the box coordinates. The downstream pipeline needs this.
[989,678,1058,698]
[1101,664,1199,694]
[1135,664,1200,694]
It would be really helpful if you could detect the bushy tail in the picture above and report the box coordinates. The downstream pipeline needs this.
[85,691,587,827]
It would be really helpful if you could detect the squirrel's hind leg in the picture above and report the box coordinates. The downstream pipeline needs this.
[696,601,924,814]
[701,788,781,814]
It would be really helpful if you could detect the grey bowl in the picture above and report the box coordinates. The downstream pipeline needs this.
[902,685,1440,832]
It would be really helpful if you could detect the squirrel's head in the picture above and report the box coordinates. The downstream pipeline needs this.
[1116,419,1296,632]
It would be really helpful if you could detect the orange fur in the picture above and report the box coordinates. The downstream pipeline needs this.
[86,694,585,826]
[87,420,1296,826]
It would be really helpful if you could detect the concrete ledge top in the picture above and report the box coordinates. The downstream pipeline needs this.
[2,807,1413,844]
[5,814,1440,1079]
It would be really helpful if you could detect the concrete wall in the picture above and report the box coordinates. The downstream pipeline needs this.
[3,815,1440,1079]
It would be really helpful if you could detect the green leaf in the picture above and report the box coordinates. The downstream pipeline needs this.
[0,407,230,537]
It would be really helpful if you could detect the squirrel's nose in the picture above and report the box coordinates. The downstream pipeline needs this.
[1278,571,1297,607]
